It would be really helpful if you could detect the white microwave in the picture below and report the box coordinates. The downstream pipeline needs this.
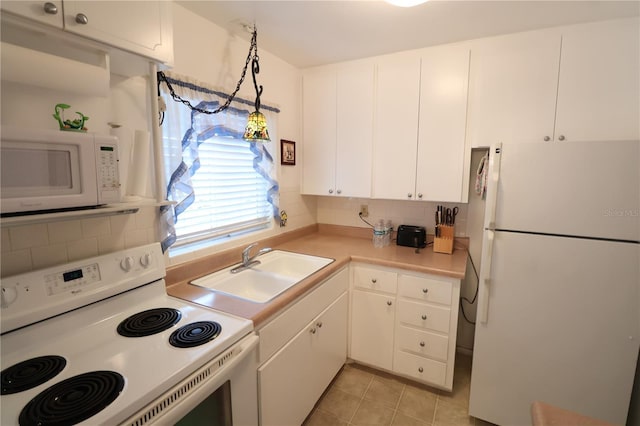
[1,126,121,215]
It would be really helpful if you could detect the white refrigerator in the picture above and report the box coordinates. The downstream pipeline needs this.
[469,140,640,425]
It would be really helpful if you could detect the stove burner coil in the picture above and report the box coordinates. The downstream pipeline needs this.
[117,307,182,337]
[18,371,124,426]
[1,356,67,395]
[169,321,222,348]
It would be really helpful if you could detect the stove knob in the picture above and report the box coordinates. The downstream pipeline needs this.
[139,253,152,268]
[120,256,135,272]
[1,286,18,308]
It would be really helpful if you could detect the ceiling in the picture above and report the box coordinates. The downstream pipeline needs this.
[177,1,639,69]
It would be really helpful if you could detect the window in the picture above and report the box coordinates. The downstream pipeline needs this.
[158,73,279,252]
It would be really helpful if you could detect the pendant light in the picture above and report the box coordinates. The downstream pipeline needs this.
[243,43,270,141]
[157,24,270,142]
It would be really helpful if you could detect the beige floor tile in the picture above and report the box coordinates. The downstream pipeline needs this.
[364,376,405,408]
[351,398,396,425]
[434,399,474,426]
[333,365,374,398]
[397,384,438,422]
[391,412,431,426]
[437,380,470,409]
[317,387,361,422]
[303,408,349,426]
[473,418,498,426]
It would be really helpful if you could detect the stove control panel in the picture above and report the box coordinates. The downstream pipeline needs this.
[46,263,102,296]
[0,243,165,334]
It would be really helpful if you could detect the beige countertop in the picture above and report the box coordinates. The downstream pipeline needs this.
[166,224,468,328]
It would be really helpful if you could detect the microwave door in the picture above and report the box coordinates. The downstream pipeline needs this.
[1,141,98,214]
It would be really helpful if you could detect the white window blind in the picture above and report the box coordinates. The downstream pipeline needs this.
[169,135,271,246]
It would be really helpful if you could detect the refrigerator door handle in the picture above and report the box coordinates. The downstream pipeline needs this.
[479,229,495,324]
[484,143,503,230]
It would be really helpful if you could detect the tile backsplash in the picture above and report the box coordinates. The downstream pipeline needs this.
[316,196,469,237]
[1,207,159,277]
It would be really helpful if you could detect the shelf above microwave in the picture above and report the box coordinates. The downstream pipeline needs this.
[0,200,174,228]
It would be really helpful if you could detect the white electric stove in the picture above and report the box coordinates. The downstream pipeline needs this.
[0,243,257,426]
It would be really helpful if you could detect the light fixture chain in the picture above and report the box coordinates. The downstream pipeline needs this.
[158,27,259,115]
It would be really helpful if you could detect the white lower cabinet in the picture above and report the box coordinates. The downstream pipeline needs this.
[349,264,461,391]
[258,268,348,426]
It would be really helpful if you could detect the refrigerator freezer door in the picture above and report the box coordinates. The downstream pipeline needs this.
[469,231,639,425]
[493,140,639,241]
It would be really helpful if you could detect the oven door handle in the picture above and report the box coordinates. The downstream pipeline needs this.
[121,332,259,426]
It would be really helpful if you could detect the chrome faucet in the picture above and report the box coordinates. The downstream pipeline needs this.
[231,243,272,273]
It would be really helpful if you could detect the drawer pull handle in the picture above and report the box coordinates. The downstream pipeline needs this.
[422,288,429,293]
[421,314,427,320]
[310,327,317,334]
[387,300,393,306]
[371,278,377,284]
[316,321,323,328]
[419,341,425,347]
[418,367,424,373]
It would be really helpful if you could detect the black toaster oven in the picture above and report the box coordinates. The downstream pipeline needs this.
[396,225,427,248]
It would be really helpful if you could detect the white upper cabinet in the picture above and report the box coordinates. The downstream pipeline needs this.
[466,30,561,147]
[554,18,640,142]
[336,63,374,198]
[63,1,173,63]
[416,45,471,203]
[1,0,173,64]
[467,17,639,147]
[302,69,337,196]
[372,53,421,200]
[302,61,374,197]
[1,1,63,27]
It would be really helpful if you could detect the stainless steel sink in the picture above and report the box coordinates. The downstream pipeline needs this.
[190,251,334,303]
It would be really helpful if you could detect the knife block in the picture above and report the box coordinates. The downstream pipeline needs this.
[433,225,455,254]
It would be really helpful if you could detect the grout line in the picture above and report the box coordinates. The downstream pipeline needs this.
[389,383,406,425]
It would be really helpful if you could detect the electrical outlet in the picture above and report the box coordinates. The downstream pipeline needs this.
[360,205,369,217]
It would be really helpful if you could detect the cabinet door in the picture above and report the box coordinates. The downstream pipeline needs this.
[350,289,395,370]
[302,69,337,196]
[373,54,421,200]
[466,30,561,147]
[63,1,173,62]
[554,18,640,142]
[416,45,470,202]
[1,1,63,27]
[336,63,374,198]
[259,293,347,426]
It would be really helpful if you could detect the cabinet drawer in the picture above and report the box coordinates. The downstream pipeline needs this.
[393,350,447,387]
[397,300,450,333]
[353,266,397,294]
[398,275,452,305]
[395,325,449,362]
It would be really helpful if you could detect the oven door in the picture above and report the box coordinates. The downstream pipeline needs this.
[122,333,259,426]
[0,131,98,214]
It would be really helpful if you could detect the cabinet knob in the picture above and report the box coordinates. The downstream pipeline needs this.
[419,341,425,347]
[336,189,342,194]
[407,193,413,199]
[418,193,423,199]
[310,327,317,334]
[421,314,427,320]
[75,13,89,24]
[371,278,377,284]
[316,321,323,328]
[422,288,429,294]
[387,300,393,306]
[43,2,58,14]
[558,135,566,141]
[418,367,424,373]
[543,136,550,142]
[328,189,333,194]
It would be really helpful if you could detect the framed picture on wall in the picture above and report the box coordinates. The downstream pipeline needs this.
[281,139,296,165]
